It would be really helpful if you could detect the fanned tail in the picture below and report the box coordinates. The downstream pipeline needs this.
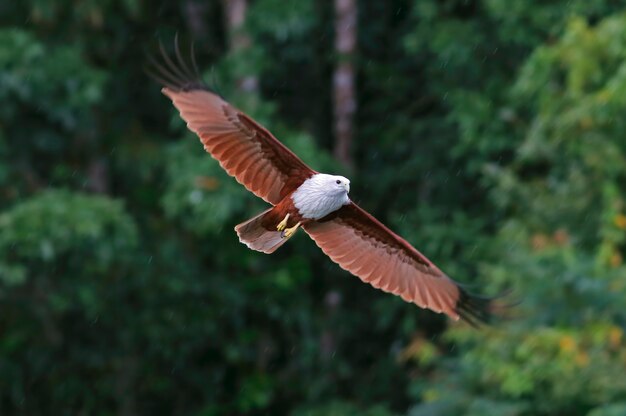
[235,209,288,254]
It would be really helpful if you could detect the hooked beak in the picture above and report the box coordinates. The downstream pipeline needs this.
[343,182,350,193]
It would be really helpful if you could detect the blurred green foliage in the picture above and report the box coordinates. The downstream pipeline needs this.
[1,0,625,415]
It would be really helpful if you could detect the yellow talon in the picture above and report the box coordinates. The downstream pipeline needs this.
[282,222,301,239]
[276,213,290,231]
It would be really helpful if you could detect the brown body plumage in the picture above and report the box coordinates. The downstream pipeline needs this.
[262,197,307,229]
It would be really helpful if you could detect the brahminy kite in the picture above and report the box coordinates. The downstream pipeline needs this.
[149,43,495,325]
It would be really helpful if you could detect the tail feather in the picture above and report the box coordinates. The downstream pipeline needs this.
[235,209,288,254]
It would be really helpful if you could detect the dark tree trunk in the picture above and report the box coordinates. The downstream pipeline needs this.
[333,0,357,168]
[222,0,258,93]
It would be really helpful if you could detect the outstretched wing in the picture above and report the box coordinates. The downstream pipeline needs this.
[149,43,316,205]
[303,202,492,324]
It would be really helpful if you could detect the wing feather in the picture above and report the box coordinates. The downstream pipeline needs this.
[151,46,316,205]
[303,202,494,323]
[254,163,273,194]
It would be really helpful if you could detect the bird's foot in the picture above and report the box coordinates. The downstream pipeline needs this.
[281,222,301,239]
[276,213,290,231]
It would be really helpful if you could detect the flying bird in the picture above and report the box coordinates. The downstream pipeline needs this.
[149,43,494,325]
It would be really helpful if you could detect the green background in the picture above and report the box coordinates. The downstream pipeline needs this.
[1,0,626,414]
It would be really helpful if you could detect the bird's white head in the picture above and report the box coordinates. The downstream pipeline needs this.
[324,174,350,195]
[291,173,351,219]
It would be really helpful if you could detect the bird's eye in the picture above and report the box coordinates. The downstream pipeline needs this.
[336,180,341,184]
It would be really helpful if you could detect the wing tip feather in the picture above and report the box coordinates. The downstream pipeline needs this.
[146,37,212,94]
[454,288,514,327]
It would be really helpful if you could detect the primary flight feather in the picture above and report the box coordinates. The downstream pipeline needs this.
[150,43,493,325]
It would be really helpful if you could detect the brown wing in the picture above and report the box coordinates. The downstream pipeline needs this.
[303,202,492,324]
[150,42,316,205]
